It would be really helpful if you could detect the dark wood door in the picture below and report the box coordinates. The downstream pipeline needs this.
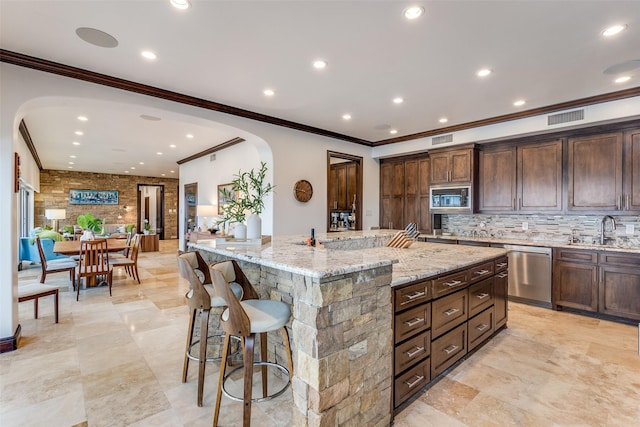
[494,267,508,329]
[450,149,472,183]
[418,158,431,232]
[519,140,563,212]
[404,160,419,226]
[380,161,404,229]
[346,162,358,210]
[567,132,623,211]
[430,152,451,185]
[624,128,640,212]
[328,166,338,210]
[600,266,640,320]
[553,261,598,312]
[478,147,516,211]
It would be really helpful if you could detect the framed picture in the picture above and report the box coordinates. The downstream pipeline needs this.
[186,193,196,206]
[69,189,119,205]
[14,152,20,193]
[217,183,235,214]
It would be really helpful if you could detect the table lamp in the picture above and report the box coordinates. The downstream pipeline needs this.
[196,204,217,232]
[45,208,66,232]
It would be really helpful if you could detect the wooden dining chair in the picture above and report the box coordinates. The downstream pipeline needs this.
[109,233,141,283]
[35,236,77,287]
[76,239,112,301]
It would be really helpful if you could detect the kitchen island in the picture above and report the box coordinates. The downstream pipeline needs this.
[189,231,508,425]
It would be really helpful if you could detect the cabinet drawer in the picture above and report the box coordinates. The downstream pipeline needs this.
[468,277,494,317]
[395,330,430,374]
[468,261,494,283]
[432,290,468,338]
[495,256,508,272]
[394,357,430,408]
[599,252,640,268]
[468,307,495,351]
[395,280,431,312]
[433,270,468,298]
[395,303,431,344]
[431,323,467,378]
[554,248,597,264]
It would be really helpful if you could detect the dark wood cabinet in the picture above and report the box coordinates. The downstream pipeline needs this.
[430,148,473,185]
[553,249,640,321]
[478,140,562,213]
[624,128,640,211]
[329,161,357,211]
[494,257,508,329]
[567,132,623,211]
[380,156,431,231]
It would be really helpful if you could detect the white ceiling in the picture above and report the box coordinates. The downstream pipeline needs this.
[1,0,639,178]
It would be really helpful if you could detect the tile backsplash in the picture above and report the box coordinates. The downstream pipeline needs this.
[442,214,640,248]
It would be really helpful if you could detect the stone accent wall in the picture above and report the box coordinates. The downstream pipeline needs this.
[198,251,394,427]
[443,213,640,247]
[36,169,179,239]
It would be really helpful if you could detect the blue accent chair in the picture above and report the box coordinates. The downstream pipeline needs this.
[19,237,70,263]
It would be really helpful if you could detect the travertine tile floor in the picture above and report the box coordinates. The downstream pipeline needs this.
[2,239,639,426]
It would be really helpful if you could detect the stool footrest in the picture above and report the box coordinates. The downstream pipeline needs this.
[222,361,291,403]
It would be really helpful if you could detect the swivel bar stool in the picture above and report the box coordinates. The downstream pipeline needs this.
[209,261,294,427]
[178,252,244,406]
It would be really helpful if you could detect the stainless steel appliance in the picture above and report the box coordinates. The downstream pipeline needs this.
[491,244,552,307]
[429,185,472,213]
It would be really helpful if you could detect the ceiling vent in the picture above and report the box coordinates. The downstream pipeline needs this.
[547,109,584,126]
[432,134,454,145]
[210,154,216,161]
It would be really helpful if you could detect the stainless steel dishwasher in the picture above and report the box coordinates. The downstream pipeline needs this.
[490,244,552,308]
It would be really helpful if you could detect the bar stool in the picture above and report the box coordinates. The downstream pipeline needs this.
[177,252,246,406]
[209,261,294,427]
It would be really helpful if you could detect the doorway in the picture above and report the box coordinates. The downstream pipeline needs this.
[327,151,363,232]
[183,182,197,251]
[137,184,165,240]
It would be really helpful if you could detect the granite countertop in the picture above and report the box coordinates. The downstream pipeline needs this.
[189,230,508,287]
[420,234,640,254]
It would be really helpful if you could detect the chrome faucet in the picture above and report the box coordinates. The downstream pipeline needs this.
[600,215,616,245]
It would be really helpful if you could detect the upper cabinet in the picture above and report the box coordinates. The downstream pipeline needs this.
[567,132,623,212]
[478,140,562,213]
[430,147,474,185]
[329,161,358,211]
[624,128,640,212]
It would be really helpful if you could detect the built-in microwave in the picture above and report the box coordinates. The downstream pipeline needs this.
[429,185,472,212]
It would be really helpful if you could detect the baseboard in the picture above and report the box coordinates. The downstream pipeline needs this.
[0,324,22,353]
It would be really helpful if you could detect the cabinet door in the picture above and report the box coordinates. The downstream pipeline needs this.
[430,152,451,185]
[553,261,598,312]
[380,161,404,229]
[404,160,419,226]
[478,147,516,211]
[494,268,508,329]
[346,162,358,210]
[624,128,640,212]
[450,149,473,183]
[599,266,640,321]
[336,164,348,210]
[328,166,339,210]
[568,133,623,211]
[418,158,431,232]
[518,140,562,212]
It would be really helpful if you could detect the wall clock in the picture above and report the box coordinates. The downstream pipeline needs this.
[293,179,313,202]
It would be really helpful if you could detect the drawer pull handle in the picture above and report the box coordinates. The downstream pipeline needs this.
[476,293,490,300]
[406,346,425,358]
[444,279,462,287]
[474,269,490,275]
[497,272,508,278]
[496,262,507,268]
[476,323,489,332]
[404,317,424,327]
[403,290,426,302]
[405,375,425,388]
[444,308,459,316]
[443,344,459,355]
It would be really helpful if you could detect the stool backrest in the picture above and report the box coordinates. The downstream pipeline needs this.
[210,268,251,337]
[178,252,212,311]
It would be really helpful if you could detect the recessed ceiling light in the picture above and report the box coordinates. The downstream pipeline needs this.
[186,134,194,139]
[602,24,627,37]
[313,59,328,69]
[477,68,492,77]
[157,152,163,155]
[439,117,448,123]
[125,170,129,173]
[139,162,145,165]
[393,97,404,104]
[169,144,176,148]
[403,6,424,20]
[263,89,275,96]
[614,76,631,83]
[141,50,157,60]
[161,173,166,176]
[72,142,80,146]
[390,129,398,134]
[75,131,83,136]
[68,166,73,169]
[170,170,175,173]
[170,0,191,9]
[342,114,352,120]
[68,161,74,165]
[130,166,136,170]
[77,116,88,121]
[513,99,526,106]
[69,155,77,159]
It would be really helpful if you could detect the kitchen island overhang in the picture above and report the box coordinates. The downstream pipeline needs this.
[189,231,508,425]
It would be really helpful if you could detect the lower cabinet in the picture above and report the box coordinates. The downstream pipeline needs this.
[392,255,508,410]
[553,249,640,321]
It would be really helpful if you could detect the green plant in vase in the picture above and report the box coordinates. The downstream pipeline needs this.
[77,213,103,240]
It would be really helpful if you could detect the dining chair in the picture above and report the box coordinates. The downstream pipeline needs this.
[109,233,141,283]
[35,236,77,288]
[18,283,59,323]
[76,239,112,301]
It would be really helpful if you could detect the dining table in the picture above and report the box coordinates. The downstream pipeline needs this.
[53,238,129,256]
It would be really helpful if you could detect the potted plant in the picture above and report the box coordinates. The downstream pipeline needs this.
[77,213,103,240]
[217,161,274,239]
